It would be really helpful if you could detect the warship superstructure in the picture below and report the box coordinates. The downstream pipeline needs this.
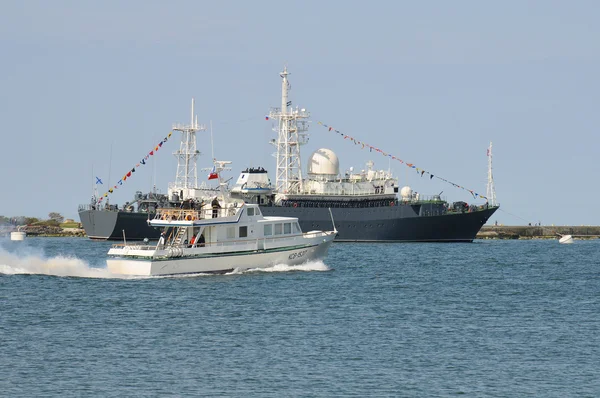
[230,67,498,242]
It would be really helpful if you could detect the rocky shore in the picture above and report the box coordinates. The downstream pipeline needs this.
[14,225,87,238]
[477,225,600,240]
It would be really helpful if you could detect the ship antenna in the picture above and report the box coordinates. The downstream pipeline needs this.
[486,142,497,207]
[172,98,206,199]
[269,66,310,197]
[210,120,215,161]
[107,142,113,204]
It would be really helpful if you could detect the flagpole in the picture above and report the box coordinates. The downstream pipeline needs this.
[210,120,215,163]
[107,142,113,203]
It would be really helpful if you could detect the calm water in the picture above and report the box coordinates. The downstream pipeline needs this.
[1,237,599,397]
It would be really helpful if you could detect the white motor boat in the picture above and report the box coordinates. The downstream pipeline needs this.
[558,234,574,244]
[107,202,337,276]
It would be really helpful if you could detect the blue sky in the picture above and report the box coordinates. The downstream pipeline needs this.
[1,1,598,226]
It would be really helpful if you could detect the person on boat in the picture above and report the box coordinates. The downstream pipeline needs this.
[198,234,205,247]
[158,231,166,248]
[189,236,196,247]
[211,197,221,218]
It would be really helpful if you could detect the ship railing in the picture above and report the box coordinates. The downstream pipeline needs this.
[78,203,120,212]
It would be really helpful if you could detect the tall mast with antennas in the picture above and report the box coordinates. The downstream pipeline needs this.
[269,66,310,195]
[171,98,206,198]
[486,142,497,207]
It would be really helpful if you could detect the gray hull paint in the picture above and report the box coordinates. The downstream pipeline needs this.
[261,206,498,242]
[79,205,498,242]
[79,210,160,241]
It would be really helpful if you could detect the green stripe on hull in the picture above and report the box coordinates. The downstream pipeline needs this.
[109,243,319,262]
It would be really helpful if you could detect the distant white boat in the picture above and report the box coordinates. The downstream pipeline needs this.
[558,234,574,244]
[107,202,336,276]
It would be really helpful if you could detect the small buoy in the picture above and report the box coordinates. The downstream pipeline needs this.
[559,235,574,244]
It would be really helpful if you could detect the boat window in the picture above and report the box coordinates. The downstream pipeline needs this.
[247,207,255,216]
[239,226,248,238]
[264,224,272,236]
[294,223,301,233]
[255,208,261,216]
[227,227,235,239]
[284,223,291,234]
[274,223,282,235]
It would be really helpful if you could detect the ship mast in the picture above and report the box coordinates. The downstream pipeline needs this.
[486,141,497,206]
[269,66,310,195]
[172,98,206,198]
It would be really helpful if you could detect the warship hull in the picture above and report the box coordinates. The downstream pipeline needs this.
[79,204,498,242]
[79,209,160,241]
[261,205,498,242]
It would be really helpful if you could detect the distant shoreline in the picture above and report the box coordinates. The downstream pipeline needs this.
[5,225,600,240]
[477,225,600,240]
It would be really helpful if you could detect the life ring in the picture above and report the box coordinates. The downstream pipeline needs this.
[186,214,193,221]
[390,201,394,207]
[293,203,298,208]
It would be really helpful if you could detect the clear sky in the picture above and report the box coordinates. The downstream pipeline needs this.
[1,1,598,226]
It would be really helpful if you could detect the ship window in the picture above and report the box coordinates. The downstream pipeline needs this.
[247,208,255,216]
[284,223,291,234]
[239,226,248,238]
[294,223,301,233]
[255,208,261,215]
[274,223,282,235]
[264,224,272,236]
[227,227,235,239]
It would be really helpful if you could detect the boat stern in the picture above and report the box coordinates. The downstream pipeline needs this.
[106,245,158,276]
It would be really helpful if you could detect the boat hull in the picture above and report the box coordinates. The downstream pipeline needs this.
[107,238,334,276]
[81,205,498,243]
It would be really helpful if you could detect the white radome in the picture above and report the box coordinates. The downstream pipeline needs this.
[307,148,340,177]
[400,186,413,199]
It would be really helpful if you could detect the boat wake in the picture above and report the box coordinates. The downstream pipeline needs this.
[229,260,331,274]
[0,248,117,279]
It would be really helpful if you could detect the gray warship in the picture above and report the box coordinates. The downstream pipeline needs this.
[79,69,498,242]
[229,67,499,242]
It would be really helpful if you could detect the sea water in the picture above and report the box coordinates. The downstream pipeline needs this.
[1,237,599,397]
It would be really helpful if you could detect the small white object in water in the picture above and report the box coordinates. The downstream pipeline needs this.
[559,235,574,244]
[10,231,26,241]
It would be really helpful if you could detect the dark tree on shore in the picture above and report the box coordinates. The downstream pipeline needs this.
[48,212,64,223]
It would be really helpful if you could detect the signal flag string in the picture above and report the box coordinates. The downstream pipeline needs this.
[314,121,488,201]
[97,131,173,204]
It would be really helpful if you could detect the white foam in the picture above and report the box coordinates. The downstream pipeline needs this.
[230,260,330,274]
[0,245,125,279]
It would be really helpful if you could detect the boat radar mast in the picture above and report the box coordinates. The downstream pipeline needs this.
[171,98,206,197]
[486,142,497,207]
[269,66,310,195]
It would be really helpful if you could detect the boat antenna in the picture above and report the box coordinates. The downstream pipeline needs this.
[328,208,338,234]
[486,142,497,207]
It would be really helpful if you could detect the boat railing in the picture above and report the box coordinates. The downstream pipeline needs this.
[154,206,238,222]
